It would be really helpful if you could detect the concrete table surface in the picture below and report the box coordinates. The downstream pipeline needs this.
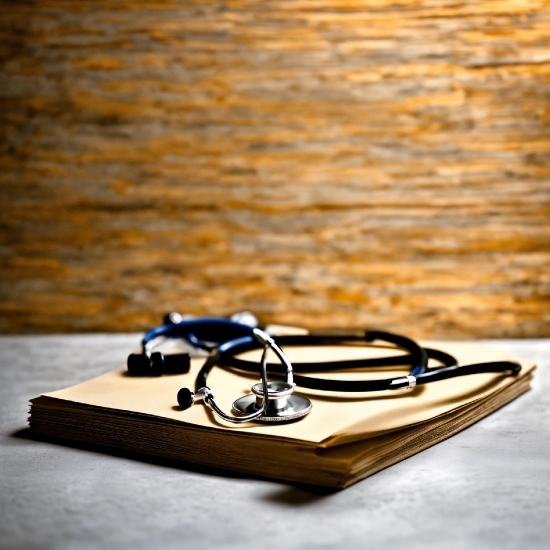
[1,335,548,550]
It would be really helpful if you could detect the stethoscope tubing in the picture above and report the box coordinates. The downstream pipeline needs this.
[137,315,521,399]
[196,330,432,393]
[208,332,520,393]
[135,315,523,423]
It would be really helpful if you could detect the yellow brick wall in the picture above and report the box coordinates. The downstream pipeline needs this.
[1,0,549,337]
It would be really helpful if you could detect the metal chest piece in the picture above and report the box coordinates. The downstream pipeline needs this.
[232,380,312,422]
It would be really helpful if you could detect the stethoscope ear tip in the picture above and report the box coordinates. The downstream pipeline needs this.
[127,353,150,376]
[177,387,194,409]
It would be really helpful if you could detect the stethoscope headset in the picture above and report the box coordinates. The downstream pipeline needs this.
[127,312,522,424]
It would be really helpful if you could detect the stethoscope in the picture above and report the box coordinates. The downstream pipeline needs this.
[178,328,312,423]
[128,313,522,424]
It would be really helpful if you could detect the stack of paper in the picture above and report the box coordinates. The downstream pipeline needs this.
[29,341,534,488]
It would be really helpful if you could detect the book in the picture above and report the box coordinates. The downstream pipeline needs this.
[28,340,535,489]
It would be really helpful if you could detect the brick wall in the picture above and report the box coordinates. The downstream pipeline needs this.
[1,0,549,336]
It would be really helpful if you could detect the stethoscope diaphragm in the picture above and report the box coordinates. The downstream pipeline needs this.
[232,380,312,422]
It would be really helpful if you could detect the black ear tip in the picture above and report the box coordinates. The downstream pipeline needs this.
[177,387,194,409]
[163,353,191,374]
[127,353,150,375]
[149,352,164,376]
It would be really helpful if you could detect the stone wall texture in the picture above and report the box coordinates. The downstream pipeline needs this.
[1,0,549,337]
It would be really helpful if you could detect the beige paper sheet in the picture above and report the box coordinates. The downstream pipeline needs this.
[43,341,535,447]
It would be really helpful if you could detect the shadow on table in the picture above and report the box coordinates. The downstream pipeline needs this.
[11,428,336,504]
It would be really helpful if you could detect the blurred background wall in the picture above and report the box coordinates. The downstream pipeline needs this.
[1,0,549,337]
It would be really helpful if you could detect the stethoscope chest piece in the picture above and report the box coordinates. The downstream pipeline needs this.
[232,381,312,422]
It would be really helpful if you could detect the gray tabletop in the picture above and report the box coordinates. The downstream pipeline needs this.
[1,335,548,550]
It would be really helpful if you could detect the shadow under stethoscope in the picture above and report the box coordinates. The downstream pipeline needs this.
[122,370,184,378]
